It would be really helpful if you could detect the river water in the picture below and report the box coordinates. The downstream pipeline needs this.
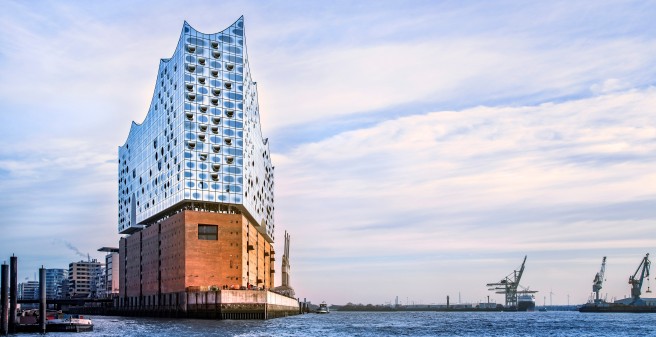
[17,311,656,336]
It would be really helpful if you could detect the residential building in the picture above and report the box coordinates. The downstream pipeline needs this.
[98,247,119,297]
[68,260,102,298]
[18,280,39,300]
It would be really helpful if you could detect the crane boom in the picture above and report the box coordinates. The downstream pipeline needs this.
[515,256,527,286]
[592,256,606,303]
[486,255,529,308]
[629,253,651,305]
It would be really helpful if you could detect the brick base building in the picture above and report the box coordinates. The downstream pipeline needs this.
[119,209,274,302]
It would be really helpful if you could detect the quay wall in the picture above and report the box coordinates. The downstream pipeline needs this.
[69,290,299,320]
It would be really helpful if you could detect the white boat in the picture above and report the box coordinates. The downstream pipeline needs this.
[47,314,94,332]
[316,301,329,314]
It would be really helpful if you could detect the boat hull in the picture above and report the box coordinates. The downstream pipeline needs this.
[517,301,536,312]
[47,323,94,332]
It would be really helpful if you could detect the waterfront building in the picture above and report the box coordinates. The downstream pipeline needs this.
[98,247,119,297]
[117,17,276,305]
[45,268,68,299]
[18,281,39,300]
[68,260,102,298]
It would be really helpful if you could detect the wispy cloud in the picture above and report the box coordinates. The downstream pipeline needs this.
[277,88,656,302]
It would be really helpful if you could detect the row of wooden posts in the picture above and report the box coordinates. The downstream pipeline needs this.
[1,256,48,335]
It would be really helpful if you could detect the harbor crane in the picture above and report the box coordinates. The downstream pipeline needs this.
[592,256,607,304]
[629,253,651,305]
[486,256,535,308]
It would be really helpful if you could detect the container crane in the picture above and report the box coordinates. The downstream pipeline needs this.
[592,256,606,304]
[486,256,528,309]
[629,253,651,305]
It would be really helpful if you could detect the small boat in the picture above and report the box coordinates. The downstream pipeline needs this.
[538,307,547,312]
[47,314,94,332]
[316,301,329,314]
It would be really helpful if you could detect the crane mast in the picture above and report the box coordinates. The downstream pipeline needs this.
[629,253,651,305]
[487,256,529,308]
[592,256,606,303]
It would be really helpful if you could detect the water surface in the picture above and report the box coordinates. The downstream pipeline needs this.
[18,311,656,336]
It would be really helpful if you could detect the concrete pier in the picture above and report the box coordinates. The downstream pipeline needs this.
[1,263,8,335]
[70,290,299,320]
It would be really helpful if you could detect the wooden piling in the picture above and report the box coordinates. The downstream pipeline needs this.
[39,267,46,333]
[1,263,8,335]
[8,256,16,334]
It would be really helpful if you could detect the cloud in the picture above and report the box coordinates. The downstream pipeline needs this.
[0,137,119,276]
[275,88,656,303]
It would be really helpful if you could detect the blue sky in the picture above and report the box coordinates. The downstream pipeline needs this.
[1,0,655,305]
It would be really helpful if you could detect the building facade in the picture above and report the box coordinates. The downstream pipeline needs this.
[118,18,276,302]
[18,281,39,300]
[98,247,120,297]
[45,268,68,299]
[68,260,103,298]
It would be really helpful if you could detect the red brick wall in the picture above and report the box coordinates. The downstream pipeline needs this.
[160,213,186,293]
[120,210,276,297]
[125,231,142,297]
[183,211,242,289]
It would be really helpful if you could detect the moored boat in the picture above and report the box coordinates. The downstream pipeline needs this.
[517,294,536,312]
[47,314,94,332]
[316,301,329,314]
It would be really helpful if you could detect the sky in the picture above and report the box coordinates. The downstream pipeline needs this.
[1,0,655,306]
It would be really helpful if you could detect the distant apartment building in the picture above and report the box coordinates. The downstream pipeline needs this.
[45,268,68,299]
[18,280,39,300]
[98,247,119,297]
[68,260,102,298]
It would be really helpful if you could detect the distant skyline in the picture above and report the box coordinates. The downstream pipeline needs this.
[1,0,655,305]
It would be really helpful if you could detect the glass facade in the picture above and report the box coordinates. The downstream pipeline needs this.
[118,17,275,241]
